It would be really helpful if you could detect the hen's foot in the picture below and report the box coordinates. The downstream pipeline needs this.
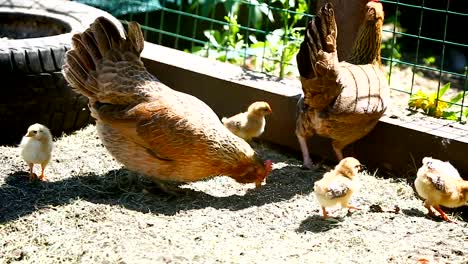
[301,160,315,170]
[144,181,187,197]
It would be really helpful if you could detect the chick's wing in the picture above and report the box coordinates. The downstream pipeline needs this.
[325,182,350,199]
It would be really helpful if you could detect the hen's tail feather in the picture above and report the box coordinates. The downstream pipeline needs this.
[128,22,145,55]
[63,16,144,101]
[297,3,337,79]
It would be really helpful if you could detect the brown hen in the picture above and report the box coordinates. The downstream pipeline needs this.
[296,1,389,169]
[62,17,272,190]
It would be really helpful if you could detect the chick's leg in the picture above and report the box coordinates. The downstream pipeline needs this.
[28,163,35,181]
[39,163,48,181]
[321,206,329,219]
[344,202,360,216]
[423,200,437,218]
[346,204,361,210]
[433,204,452,222]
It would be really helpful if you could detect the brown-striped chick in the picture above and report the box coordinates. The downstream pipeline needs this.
[19,123,53,181]
[221,101,272,141]
[415,157,468,222]
[313,157,362,219]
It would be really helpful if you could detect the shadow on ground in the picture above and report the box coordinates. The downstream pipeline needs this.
[296,215,343,233]
[0,162,320,223]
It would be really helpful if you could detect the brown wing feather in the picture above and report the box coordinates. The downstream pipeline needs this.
[296,3,341,110]
[94,89,253,166]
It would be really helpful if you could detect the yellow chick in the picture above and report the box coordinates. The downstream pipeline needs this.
[221,101,272,141]
[313,157,362,219]
[19,123,53,181]
[414,157,468,222]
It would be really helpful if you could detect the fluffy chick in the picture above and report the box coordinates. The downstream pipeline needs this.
[222,101,272,141]
[313,157,362,219]
[19,123,53,181]
[415,157,468,222]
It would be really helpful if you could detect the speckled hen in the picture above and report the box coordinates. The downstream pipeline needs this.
[296,1,389,168]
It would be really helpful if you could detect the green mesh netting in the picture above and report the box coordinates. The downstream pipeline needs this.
[75,0,162,16]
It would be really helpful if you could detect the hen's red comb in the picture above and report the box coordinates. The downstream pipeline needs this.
[371,0,380,2]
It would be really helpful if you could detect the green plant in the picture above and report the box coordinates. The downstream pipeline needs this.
[381,41,402,63]
[191,14,246,64]
[190,0,273,29]
[381,13,403,64]
[246,27,303,77]
[271,0,308,77]
[423,56,436,66]
[408,82,466,120]
[190,0,308,78]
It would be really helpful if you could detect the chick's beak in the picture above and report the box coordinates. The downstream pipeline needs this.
[25,131,34,137]
[358,164,365,172]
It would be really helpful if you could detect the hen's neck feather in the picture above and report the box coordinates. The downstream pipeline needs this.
[347,20,383,65]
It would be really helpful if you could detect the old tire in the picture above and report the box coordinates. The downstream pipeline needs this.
[0,0,122,145]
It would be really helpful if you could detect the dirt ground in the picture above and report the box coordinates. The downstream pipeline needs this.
[0,125,467,264]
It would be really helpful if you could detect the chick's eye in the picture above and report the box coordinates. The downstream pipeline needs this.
[32,130,37,134]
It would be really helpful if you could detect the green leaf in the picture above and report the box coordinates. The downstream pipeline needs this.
[443,111,460,121]
[437,82,451,99]
[203,30,221,47]
[448,91,465,106]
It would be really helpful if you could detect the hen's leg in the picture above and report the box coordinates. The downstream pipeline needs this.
[27,163,35,181]
[297,134,314,169]
[331,141,345,161]
[144,180,187,197]
[296,101,315,169]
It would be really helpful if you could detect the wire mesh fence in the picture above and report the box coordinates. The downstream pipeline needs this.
[76,0,468,122]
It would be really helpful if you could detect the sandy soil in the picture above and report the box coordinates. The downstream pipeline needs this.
[0,125,467,264]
